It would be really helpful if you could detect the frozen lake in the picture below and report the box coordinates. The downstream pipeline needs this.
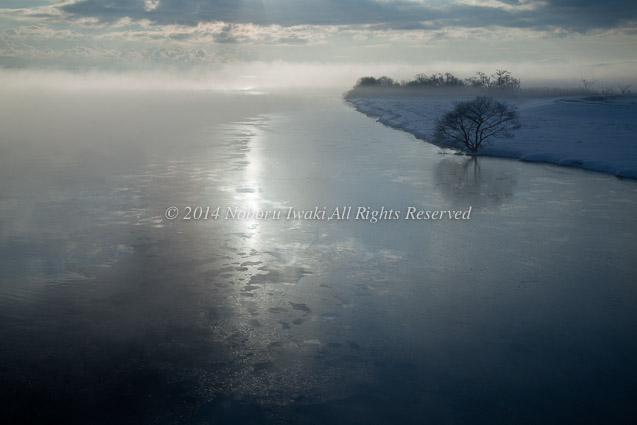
[1,91,637,424]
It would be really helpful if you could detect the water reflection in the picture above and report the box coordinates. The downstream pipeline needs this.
[433,156,517,209]
[1,92,637,425]
[233,119,266,250]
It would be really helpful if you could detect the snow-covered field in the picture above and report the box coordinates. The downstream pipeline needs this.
[348,96,637,178]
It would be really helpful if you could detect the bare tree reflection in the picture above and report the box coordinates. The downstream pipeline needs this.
[433,156,517,209]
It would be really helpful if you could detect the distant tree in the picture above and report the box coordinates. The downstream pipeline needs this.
[377,76,398,87]
[434,96,521,153]
[465,76,484,88]
[476,72,491,88]
[356,76,379,87]
[354,76,399,88]
[464,71,500,89]
[431,73,444,87]
[580,78,597,95]
[491,69,520,91]
[411,73,431,87]
[617,84,631,95]
[444,72,463,87]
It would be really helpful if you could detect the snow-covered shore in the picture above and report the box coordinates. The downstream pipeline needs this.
[348,96,637,178]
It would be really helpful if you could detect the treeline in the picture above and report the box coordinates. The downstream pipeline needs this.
[346,70,521,98]
[345,70,633,99]
[358,70,520,90]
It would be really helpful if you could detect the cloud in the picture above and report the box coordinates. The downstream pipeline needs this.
[1,0,635,78]
[55,0,637,32]
[212,24,239,44]
[538,0,637,31]
[60,0,433,27]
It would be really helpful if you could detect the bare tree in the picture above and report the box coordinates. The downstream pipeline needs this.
[434,96,520,153]
[476,72,491,88]
[491,69,521,91]
[617,84,631,95]
[581,78,597,95]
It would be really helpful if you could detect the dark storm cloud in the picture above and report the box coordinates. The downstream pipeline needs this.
[59,0,637,31]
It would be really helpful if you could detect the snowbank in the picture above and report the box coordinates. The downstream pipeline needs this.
[348,96,637,178]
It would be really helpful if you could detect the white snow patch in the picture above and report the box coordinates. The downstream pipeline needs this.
[348,96,637,178]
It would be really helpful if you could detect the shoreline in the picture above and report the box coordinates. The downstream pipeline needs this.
[347,96,637,179]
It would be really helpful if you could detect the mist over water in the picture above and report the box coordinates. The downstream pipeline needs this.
[1,89,637,424]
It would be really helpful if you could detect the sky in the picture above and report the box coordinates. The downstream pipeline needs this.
[0,0,636,90]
